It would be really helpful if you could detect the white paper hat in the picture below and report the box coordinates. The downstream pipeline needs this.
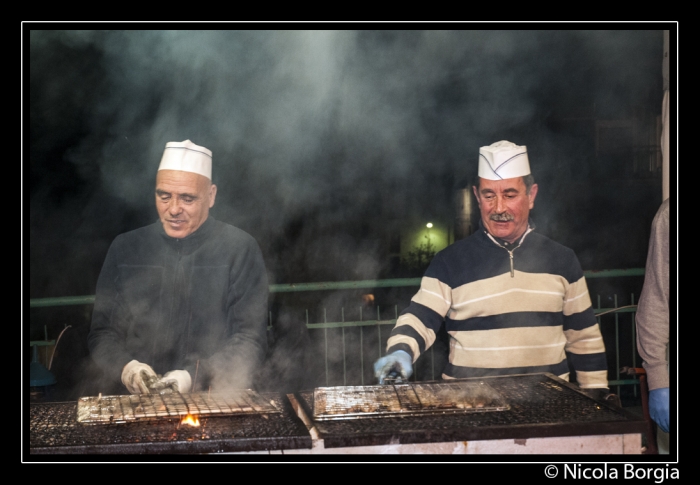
[478,140,530,180]
[158,140,212,179]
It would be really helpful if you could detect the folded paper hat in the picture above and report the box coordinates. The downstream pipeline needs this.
[478,140,530,180]
[158,140,212,179]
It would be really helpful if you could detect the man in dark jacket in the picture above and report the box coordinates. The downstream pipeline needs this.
[88,140,268,394]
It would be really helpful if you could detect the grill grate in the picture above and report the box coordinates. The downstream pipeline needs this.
[30,394,312,454]
[77,389,280,424]
[313,380,509,420]
[294,374,647,449]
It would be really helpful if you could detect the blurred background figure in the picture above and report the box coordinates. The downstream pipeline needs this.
[636,198,671,454]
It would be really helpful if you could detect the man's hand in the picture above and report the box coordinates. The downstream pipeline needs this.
[649,387,670,433]
[374,350,413,384]
[154,370,192,393]
[121,360,159,394]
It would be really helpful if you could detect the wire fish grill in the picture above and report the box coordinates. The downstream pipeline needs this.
[312,380,510,421]
[76,389,280,424]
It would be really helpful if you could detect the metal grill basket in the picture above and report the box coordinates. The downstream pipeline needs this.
[76,389,280,424]
[312,380,510,421]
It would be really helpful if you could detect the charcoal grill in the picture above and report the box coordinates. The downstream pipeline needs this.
[29,392,311,455]
[293,373,648,449]
[29,373,648,455]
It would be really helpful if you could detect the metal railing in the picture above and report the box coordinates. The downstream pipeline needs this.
[29,268,646,393]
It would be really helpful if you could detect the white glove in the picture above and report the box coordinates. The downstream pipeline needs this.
[156,370,192,393]
[121,360,159,394]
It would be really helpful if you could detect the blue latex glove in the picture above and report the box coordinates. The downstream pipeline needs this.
[374,350,413,384]
[649,387,670,433]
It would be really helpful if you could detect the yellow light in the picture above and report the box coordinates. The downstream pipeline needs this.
[426,223,433,228]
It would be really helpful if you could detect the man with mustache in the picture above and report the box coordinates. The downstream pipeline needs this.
[88,140,269,395]
[375,140,610,399]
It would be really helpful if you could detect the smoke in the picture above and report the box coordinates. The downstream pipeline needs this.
[29,30,664,283]
[27,28,666,394]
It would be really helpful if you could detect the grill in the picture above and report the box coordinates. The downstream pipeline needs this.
[29,392,311,455]
[313,380,509,420]
[294,373,648,449]
[29,373,648,454]
[77,390,280,424]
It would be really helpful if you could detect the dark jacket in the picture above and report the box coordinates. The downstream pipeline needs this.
[88,216,269,392]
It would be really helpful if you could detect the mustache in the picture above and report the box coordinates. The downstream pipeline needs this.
[490,212,514,222]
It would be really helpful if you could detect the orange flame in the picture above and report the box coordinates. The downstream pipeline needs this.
[180,414,200,427]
